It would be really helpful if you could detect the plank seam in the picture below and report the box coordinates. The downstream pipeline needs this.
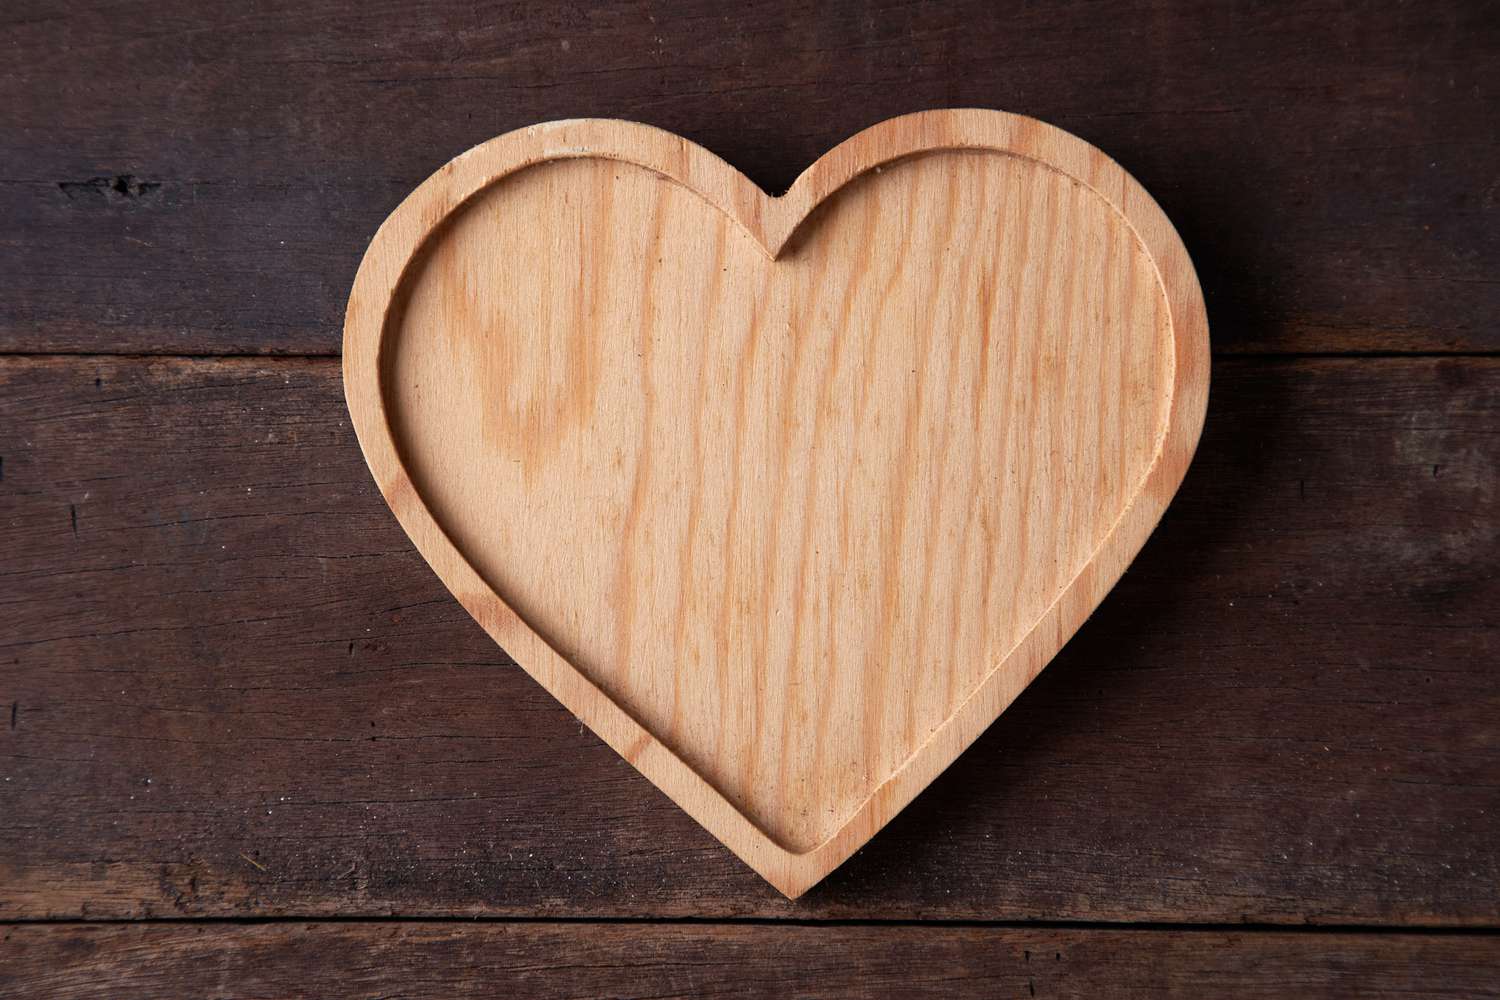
[2,917,1496,936]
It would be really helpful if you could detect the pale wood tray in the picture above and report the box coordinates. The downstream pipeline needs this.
[343,109,1209,897]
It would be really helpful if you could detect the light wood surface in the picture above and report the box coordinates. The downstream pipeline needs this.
[343,109,1209,897]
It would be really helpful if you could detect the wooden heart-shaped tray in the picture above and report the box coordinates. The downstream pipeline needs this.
[344,109,1209,897]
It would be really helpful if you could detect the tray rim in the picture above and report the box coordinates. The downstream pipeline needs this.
[342,108,1210,898]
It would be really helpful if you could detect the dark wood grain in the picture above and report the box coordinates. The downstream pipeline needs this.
[2,0,1497,356]
[4,922,1499,1000]
[1,355,1496,922]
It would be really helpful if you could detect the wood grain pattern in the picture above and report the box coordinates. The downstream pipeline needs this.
[3,0,1495,357]
[5,923,1499,1000]
[3,1,1496,988]
[1,356,1496,921]
[344,111,1209,895]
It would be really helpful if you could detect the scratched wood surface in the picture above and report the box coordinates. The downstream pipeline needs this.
[345,111,1209,895]
[1,1,1497,357]
[4,924,1500,1000]
[2,356,1495,923]
[2,0,1498,995]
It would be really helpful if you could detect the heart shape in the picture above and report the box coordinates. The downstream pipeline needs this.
[344,109,1208,898]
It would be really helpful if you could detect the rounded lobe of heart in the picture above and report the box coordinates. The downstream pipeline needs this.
[382,148,1170,853]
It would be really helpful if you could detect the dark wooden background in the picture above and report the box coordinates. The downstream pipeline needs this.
[3,2,1498,996]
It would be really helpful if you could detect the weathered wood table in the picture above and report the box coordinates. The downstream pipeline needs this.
[2,2,1497,996]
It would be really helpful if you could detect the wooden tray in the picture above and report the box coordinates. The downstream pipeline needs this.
[343,109,1209,897]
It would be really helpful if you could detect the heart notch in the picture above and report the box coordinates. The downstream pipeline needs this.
[344,110,1209,898]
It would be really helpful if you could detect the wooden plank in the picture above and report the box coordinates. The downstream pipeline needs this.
[2,923,1498,999]
[342,110,1212,897]
[2,1,1496,355]
[0,355,1497,922]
